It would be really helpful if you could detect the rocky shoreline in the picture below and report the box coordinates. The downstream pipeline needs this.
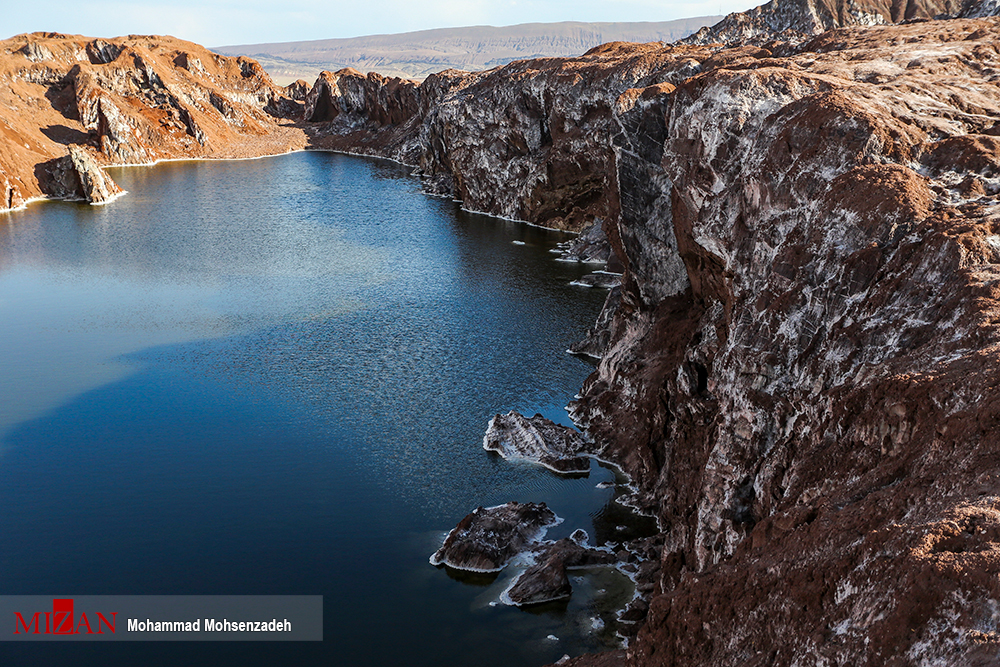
[434,411,665,643]
[0,32,310,210]
[308,12,1000,665]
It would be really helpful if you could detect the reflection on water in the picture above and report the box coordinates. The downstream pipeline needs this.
[0,152,642,667]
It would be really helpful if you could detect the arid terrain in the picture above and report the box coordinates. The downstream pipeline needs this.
[3,0,1000,663]
[215,19,720,83]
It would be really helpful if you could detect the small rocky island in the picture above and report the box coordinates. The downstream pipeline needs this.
[483,411,592,475]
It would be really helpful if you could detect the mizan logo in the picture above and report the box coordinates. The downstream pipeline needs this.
[14,599,117,635]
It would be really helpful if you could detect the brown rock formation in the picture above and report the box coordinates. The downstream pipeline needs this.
[429,502,561,572]
[0,32,306,211]
[301,13,1000,666]
[49,145,123,203]
[504,538,617,606]
[575,18,1000,667]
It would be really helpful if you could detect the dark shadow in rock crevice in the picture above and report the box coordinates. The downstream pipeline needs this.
[40,125,91,146]
[44,81,80,121]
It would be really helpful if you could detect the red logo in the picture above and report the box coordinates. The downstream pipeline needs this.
[14,599,116,635]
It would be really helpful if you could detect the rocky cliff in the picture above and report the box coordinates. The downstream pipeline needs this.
[300,14,1000,666]
[576,19,1000,666]
[0,32,306,209]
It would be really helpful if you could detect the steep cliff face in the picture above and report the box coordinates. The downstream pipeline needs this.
[304,15,1000,665]
[576,18,1000,666]
[0,32,305,209]
[303,44,721,232]
[413,45,704,231]
[301,67,429,163]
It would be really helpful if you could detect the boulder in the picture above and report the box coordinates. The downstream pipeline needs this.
[429,501,560,572]
[483,411,590,475]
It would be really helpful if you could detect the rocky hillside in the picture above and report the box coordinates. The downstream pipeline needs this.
[215,19,721,83]
[0,32,306,209]
[298,14,1000,666]
[683,0,998,45]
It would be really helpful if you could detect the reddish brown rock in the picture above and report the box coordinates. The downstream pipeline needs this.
[504,538,617,606]
[311,14,1000,667]
[0,32,306,210]
[429,502,560,572]
[683,0,991,46]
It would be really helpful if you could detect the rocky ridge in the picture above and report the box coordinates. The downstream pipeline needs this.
[216,18,722,83]
[0,32,307,208]
[683,0,1000,46]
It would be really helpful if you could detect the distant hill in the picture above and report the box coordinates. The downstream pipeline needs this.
[215,19,722,84]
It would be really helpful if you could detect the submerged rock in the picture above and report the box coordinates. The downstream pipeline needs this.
[506,554,572,605]
[483,411,591,475]
[429,501,560,572]
[505,538,617,606]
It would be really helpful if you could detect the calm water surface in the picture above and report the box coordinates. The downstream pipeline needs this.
[0,152,644,666]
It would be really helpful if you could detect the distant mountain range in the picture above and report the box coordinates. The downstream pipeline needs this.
[215,19,721,83]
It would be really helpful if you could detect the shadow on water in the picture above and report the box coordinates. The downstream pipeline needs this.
[441,567,502,587]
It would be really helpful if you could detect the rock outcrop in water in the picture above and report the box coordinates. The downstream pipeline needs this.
[483,411,591,475]
[429,502,560,572]
[504,537,617,606]
[303,12,1000,667]
[0,32,305,210]
[431,505,621,607]
[50,145,123,204]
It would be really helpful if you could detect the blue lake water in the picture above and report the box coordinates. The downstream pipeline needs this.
[0,152,642,666]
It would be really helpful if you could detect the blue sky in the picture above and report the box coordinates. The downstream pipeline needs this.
[5,0,757,46]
